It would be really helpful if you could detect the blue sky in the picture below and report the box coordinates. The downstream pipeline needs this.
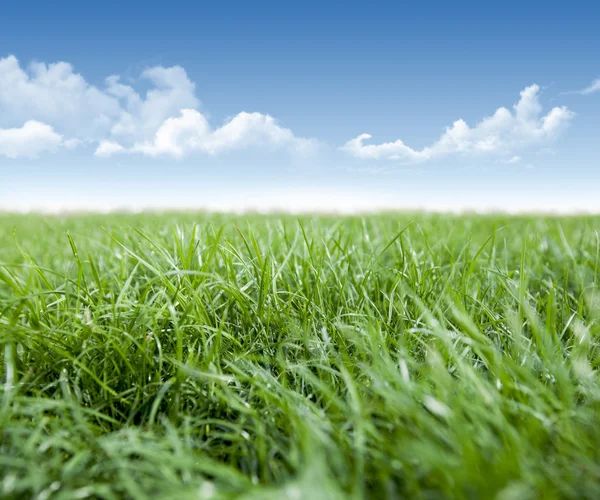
[0,1,599,212]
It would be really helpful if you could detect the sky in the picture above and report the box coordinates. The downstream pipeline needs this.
[0,0,599,213]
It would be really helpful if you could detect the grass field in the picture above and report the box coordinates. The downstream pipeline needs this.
[1,213,600,499]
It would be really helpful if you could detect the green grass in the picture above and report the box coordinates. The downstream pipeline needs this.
[1,213,600,499]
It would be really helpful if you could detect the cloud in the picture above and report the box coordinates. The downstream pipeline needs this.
[563,78,600,96]
[1,55,315,160]
[0,120,63,159]
[341,133,423,162]
[506,156,521,164]
[95,140,127,157]
[0,55,121,139]
[342,85,574,162]
[0,55,201,142]
[100,109,317,158]
[0,57,575,163]
[106,67,199,141]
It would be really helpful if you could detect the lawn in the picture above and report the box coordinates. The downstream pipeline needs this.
[1,213,600,499]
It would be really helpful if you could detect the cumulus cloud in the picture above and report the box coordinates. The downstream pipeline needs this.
[342,85,574,162]
[0,55,121,138]
[0,56,576,163]
[341,134,422,162]
[105,67,199,141]
[0,55,200,142]
[0,120,63,159]
[0,55,315,160]
[95,140,127,157]
[99,109,317,158]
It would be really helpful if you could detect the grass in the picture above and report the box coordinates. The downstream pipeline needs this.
[1,212,600,499]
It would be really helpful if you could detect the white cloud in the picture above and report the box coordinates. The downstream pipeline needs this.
[106,67,199,141]
[563,78,600,96]
[130,108,210,157]
[62,138,81,150]
[95,140,127,157]
[506,156,521,164]
[0,55,201,143]
[202,111,314,155]
[1,55,314,160]
[0,55,121,138]
[0,57,576,163]
[103,109,317,158]
[0,120,63,159]
[341,133,423,162]
[342,85,574,162]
